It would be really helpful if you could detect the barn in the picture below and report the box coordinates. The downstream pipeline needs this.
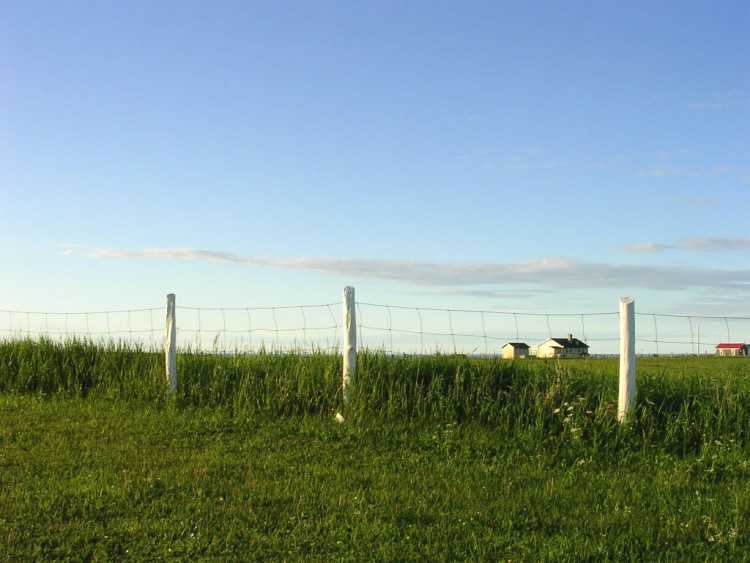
[715,343,749,357]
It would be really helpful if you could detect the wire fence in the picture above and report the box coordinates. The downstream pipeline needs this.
[0,307,164,349]
[176,304,341,353]
[2,294,750,358]
[355,302,620,356]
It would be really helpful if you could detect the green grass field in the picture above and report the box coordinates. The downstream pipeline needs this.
[2,339,750,560]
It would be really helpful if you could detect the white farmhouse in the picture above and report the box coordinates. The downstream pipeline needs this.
[535,334,589,358]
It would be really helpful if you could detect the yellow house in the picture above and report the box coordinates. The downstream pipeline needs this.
[535,335,589,358]
[501,342,530,359]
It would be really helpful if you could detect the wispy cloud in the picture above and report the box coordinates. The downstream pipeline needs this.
[60,245,750,294]
[667,196,721,207]
[619,242,671,254]
[459,146,541,170]
[583,154,631,169]
[637,166,697,177]
[643,148,695,160]
[687,90,750,110]
[543,160,566,169]
[586,160,608,169]
[1,246,48,254]
[676,237,750,252]
[622,237,750,254]
[507,147,542,169]
[80,246,268,265]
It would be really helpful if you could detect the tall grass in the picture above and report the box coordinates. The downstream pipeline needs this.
[0,338,163,400]
[2,338,750,456]
[177,348,342,414]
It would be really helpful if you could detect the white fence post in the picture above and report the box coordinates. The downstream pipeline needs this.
[618,296,636,422]
[342,286,356,404]
[165,293,177,395]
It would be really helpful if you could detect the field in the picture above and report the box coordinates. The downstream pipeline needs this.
[2,339,750,560]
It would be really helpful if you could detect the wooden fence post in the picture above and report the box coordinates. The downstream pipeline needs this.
[165,293,177,394]
[342,286,356,404]
[618,296,636,422]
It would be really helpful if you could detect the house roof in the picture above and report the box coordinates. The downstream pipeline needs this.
[541,337,589,349]
[715,343,747,349]
[503,342,529,348]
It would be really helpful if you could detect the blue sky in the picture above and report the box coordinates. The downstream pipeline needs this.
[2,1,749,352]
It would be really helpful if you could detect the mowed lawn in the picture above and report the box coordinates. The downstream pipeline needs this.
[2,341,750,560]
[2,394,750,561]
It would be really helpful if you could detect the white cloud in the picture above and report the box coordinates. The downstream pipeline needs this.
[620,242,671,254]
[675,237,750,252]
[622,237,750,254]
[637,166,697,177]
[61,245,750,294]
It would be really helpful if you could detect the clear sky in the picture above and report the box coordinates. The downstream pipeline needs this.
[2,1,749,352]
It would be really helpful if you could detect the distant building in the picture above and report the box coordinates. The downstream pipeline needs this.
[715,343,748,357]
[535,334,590,358]
[501,342,530,359]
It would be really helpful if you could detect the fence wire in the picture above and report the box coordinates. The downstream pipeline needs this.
[0,308,163,350]
[355,302,619,356]
[2,300,749,357]
[174,304,341,353]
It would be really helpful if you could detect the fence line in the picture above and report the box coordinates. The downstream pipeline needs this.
[2,296,749,358]
[174,303,341,353]
[0,307,163,349]
[355,302,622,356]
[4,291,750,415]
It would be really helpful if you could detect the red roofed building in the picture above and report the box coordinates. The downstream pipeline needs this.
[715,343,749,357]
